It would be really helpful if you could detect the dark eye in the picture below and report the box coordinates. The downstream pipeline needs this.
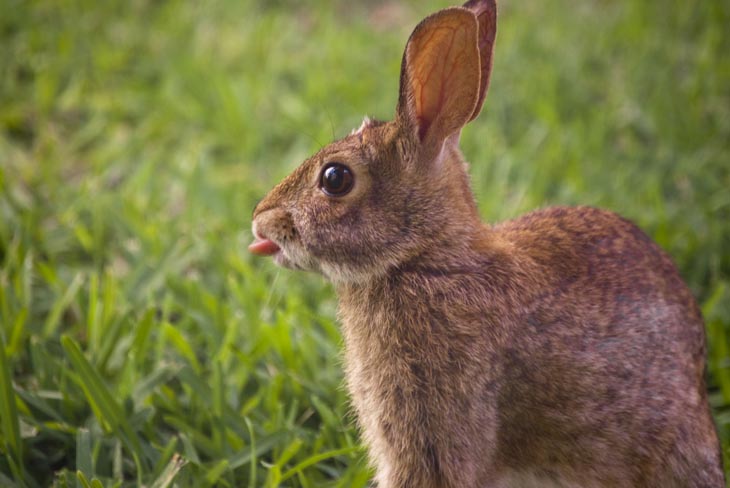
[320,163,354,196]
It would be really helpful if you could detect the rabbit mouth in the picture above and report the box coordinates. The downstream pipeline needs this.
[249,234,306,270]
[249,233,290,268]
[249,223,318,272]
[249,236,281,256]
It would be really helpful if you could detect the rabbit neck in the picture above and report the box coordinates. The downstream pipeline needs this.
[335,230,520,482]
[335,225,517,358]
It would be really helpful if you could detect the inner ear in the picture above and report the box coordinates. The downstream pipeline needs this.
[397,8,481,152]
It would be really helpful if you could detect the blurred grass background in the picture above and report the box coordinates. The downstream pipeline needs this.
[0,0,728,485]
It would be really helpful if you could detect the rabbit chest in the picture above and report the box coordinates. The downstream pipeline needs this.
[337,270,513,483]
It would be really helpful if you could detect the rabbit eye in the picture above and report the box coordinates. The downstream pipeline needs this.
[320,163,354,196]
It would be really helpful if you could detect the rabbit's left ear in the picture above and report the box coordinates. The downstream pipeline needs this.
[396,1,496,155]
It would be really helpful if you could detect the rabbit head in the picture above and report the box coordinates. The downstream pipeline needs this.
[250,0,497,285]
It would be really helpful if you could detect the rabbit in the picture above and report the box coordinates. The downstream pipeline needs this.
[249,0,725,486]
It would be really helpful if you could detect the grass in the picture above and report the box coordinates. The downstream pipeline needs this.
[0,0,728,485]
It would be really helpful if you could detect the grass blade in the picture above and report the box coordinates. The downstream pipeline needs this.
[279,446,361,482]
[0,331,23,480]
[61,335,147,481]
[149,453,186,488]
[43,273,84,337]
[76,428,92,488]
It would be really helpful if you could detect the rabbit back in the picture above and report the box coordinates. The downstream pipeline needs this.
[493,206,722,485]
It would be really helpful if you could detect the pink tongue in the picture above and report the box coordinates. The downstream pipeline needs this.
[248,238,281,256]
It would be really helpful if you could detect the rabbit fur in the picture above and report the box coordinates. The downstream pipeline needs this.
[250,0,725,486]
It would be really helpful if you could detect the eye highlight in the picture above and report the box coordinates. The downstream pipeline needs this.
[320,163,354,196]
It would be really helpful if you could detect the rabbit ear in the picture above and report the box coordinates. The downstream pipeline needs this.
[396,7,481,153]
[462,0,497,121]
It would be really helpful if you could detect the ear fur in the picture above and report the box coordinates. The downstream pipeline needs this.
[397,8,480,152]
[396,1,497,157]
[462,0,497,121]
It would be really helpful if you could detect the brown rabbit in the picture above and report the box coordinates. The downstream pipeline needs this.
[249,0,725,486]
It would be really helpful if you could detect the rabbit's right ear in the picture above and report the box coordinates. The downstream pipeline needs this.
[396,6,485,159]
[463,0,497,121]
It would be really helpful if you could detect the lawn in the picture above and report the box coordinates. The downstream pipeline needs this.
[0,0,728,486]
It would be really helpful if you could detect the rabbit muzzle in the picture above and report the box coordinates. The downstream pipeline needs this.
[250,210,311,271]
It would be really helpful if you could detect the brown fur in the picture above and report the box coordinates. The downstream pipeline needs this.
[250,1,725,486]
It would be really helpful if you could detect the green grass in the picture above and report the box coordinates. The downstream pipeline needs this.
[0,0,728,485]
